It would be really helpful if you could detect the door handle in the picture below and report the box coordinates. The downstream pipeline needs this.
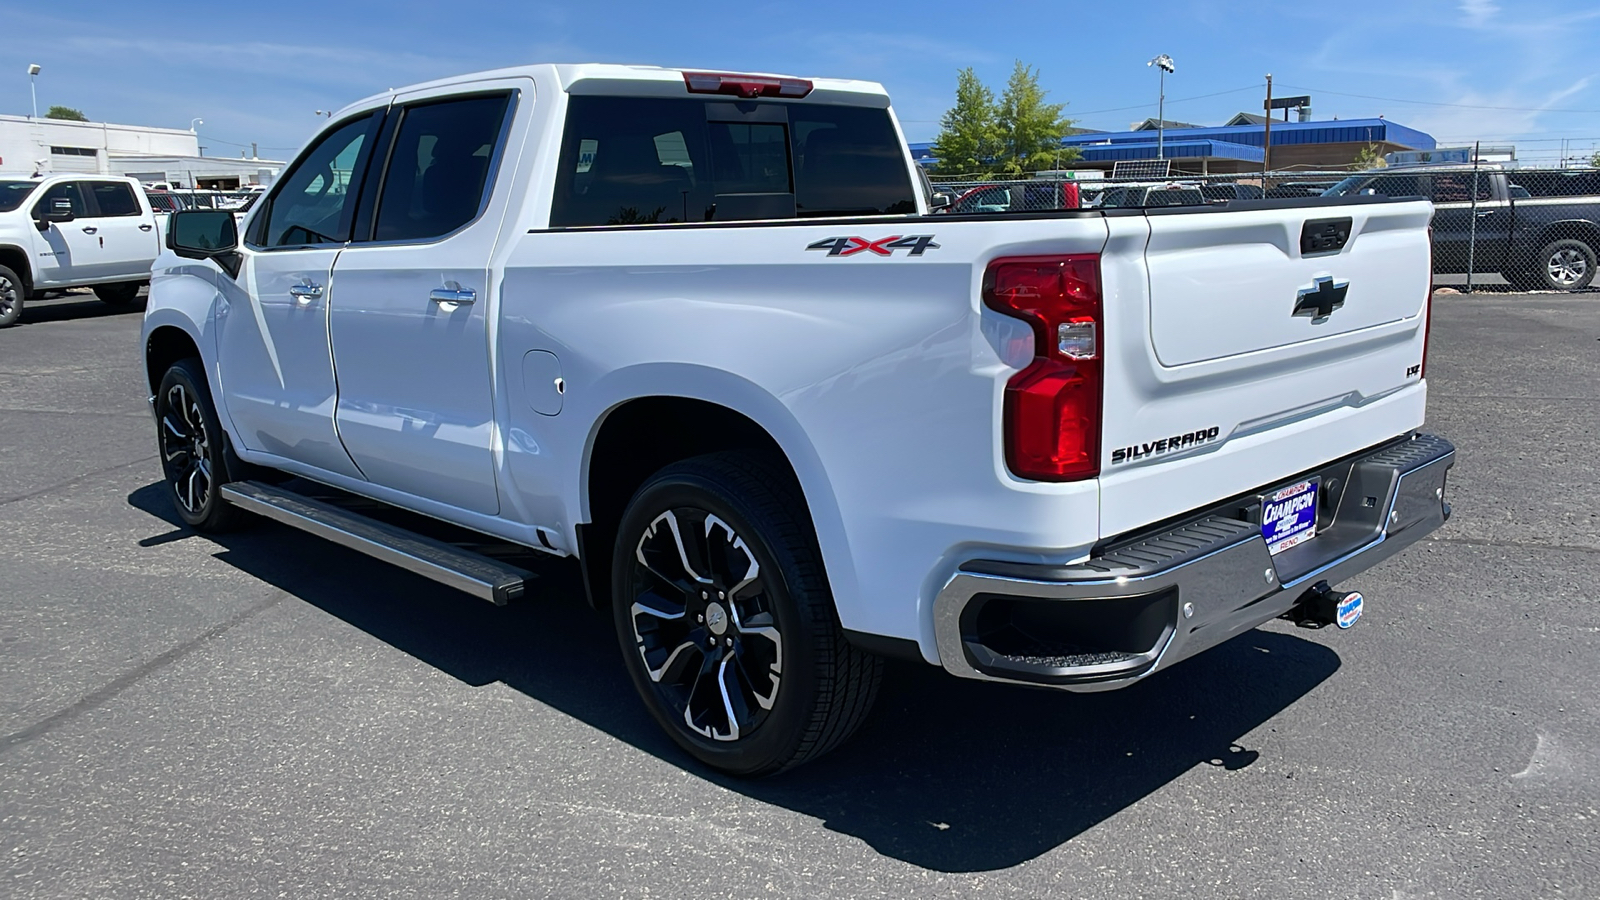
[81,226,98,235]
[288,283,324,302]
[1476,211,1497,217]
[430,288,476,305]
[139,224,154,232]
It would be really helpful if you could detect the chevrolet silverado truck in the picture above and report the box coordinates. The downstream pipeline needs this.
[142,64,1455,775]
[1325,164,1600,291]
[0,174,160,326]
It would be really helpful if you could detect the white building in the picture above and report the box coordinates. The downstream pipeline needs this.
[0,114,283,188]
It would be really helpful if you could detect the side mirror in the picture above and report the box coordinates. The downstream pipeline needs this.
[929,192,952,212]
[168,210,241,277]
[33,197,75,231]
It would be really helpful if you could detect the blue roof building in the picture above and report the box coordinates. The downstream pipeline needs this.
[910,116,1437,175]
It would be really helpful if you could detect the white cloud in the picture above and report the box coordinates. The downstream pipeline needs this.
[1459,0,1499,27]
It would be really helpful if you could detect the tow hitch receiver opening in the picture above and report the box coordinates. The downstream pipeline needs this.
[1286,580,1364,630]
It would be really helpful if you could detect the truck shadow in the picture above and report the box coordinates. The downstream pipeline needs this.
[130,482,1340,873]
[14,291,146,326]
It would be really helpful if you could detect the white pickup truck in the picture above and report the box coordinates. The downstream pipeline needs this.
[0,174,160,326]
[141,64,1455,775]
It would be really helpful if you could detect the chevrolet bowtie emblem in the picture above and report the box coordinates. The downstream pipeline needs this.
[1294,276,1348,321]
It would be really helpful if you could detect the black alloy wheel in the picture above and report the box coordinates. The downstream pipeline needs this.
[628,505,785,743]
[612,452,881,776]
[156,358,243,532]
[0,264,23,327]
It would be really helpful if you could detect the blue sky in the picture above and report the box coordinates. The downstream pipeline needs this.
[2,0,1598,165]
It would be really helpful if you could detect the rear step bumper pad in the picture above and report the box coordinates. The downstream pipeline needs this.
[220,481,532,605]
[932,433,1455,690]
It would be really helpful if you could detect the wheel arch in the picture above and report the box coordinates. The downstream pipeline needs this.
[1528,219,1600,258]
[144,323,204,395]
[0,244,33,295]
[576,381,853,617]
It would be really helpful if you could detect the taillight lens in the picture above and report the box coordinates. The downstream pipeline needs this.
[1422,230,1434,379]
[682,72,813,98]
[983,255,1103,481]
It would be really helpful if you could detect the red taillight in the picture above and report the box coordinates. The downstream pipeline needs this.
[682,71,813,99]
[1422,226,1434,379]
[983,254,1103,481]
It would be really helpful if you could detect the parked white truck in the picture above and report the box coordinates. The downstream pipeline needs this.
[0,174,160,326]
[141,64,1455,775]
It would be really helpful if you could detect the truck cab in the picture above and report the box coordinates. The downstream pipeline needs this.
[0,173,160,326]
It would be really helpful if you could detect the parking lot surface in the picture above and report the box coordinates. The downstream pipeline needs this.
[2,288,1597,899]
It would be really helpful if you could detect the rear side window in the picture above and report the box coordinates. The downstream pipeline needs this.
[88,182,142,217]
[550,96,915,227]
[372,93,511,242]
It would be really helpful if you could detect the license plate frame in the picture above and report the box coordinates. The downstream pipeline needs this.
[1261,477,1320,555]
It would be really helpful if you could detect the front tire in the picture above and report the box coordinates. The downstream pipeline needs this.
[611,452,881,776]
[155,358,244,532]
[94,282,143,306]
[0,264,24,327]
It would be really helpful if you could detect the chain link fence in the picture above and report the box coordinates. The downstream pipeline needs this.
[927,166,1600,293]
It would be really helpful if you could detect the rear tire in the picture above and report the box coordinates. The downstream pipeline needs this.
[0,265,24,327]
[1531,239,1597,291]
[611,451,881,776]
[94,282,143,306]
[155,358,245,533]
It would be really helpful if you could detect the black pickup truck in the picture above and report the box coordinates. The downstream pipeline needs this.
[1324,167,1600,291]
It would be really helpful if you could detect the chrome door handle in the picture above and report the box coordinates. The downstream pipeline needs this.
[81,226,98,234]
[139,223,154,231]
[288,283,324,302]
[430,288,476,305]
[1476,211,1497,217]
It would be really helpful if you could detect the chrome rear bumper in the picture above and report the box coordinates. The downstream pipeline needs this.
[932,433,1455,691]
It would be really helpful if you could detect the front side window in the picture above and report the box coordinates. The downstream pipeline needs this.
[1430,172,1491,203]
[550,97,915,227]
[372,93,510,242]
[89,182,142,217]
[256,113,378,247]
[32,182,88,217]
[0,180,38,213]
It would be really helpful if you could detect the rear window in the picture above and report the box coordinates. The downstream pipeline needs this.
[0,180,38,213]
[550,96,916,227]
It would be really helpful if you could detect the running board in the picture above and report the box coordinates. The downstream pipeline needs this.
[219,480,532,605]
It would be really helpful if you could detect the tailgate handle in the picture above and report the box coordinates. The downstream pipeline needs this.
[1301,217,1353,255]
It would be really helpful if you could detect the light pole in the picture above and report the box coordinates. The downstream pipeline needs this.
[314,110,333,118]
[189,117,204,132]
[27,64,40,119]
[1148,54,1175,160]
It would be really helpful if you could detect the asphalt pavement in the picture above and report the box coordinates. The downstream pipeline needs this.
[1,287,1596,899]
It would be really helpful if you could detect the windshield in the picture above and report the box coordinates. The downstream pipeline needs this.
[0,180,39,212]
[1322,175,1372,197]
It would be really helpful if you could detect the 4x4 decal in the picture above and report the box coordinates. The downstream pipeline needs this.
[806,235,940,257]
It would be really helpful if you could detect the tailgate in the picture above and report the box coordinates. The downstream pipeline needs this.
[1098,199,1434,537]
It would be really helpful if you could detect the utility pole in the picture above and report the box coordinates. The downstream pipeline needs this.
[1263,74,1274,184]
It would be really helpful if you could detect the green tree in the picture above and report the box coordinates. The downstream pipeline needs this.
[1351,143,1388,170]
[931,67,1000,177]
[45,106,88,122]
[994,62,1076,175]
[1590,150,1600,168]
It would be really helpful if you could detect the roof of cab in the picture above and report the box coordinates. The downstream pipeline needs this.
[334,63,891,117]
